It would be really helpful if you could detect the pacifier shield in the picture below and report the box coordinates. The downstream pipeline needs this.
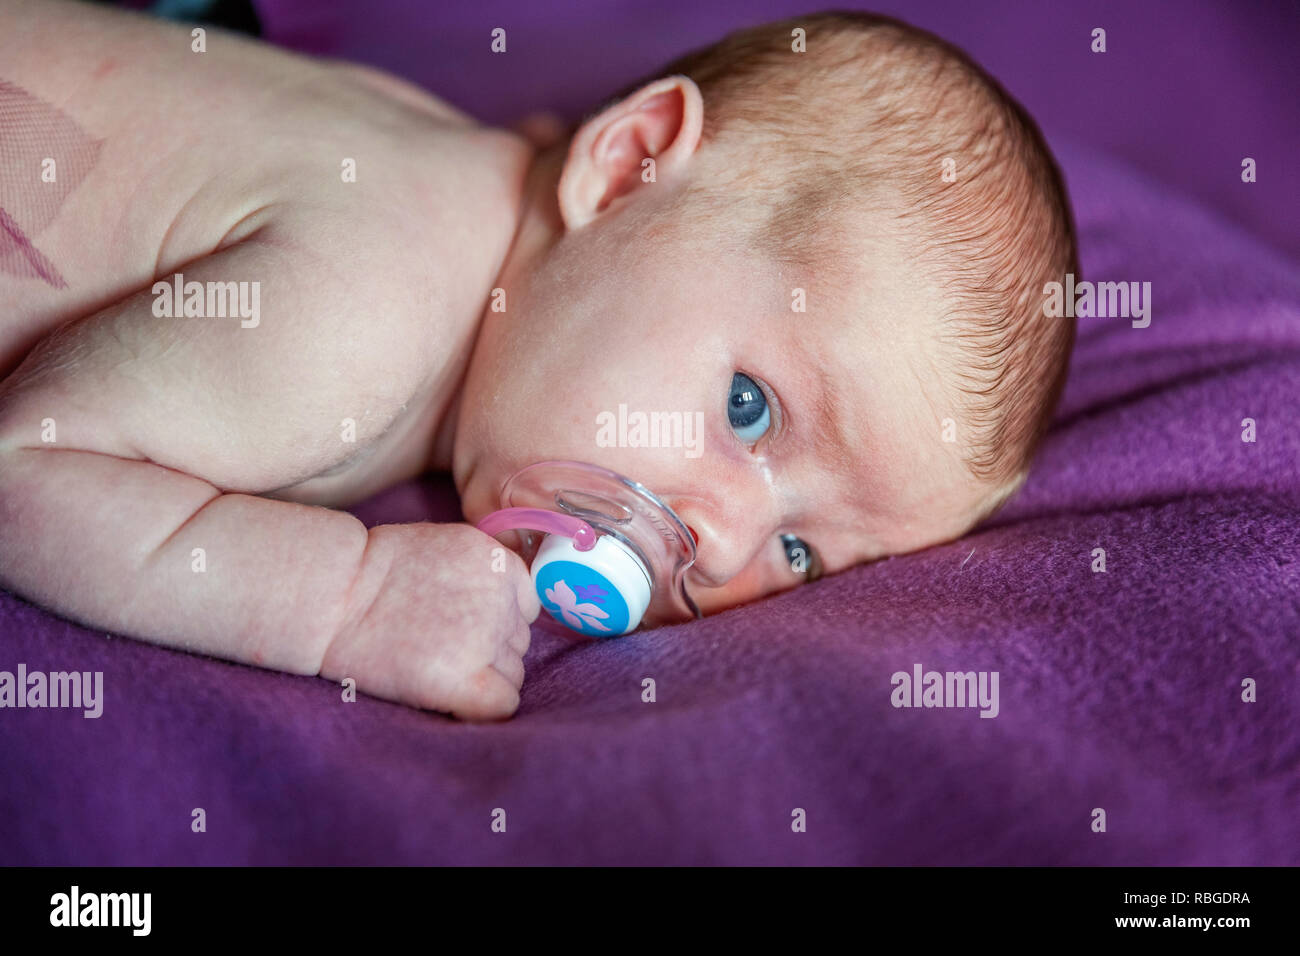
[493,460,702,633]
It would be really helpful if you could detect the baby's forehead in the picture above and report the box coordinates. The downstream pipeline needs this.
[646,166,960,362]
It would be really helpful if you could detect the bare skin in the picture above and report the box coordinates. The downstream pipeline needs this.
[0,0,539,720]
[0,0,1003,720]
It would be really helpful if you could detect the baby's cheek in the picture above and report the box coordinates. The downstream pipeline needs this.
[688,559,795,616]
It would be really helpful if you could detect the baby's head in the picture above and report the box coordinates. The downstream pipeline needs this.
[456,11,1077,617]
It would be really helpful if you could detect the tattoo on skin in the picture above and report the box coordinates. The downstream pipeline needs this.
[0,78,103,289]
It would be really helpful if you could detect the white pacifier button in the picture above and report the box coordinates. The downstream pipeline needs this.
[531,533,652,637]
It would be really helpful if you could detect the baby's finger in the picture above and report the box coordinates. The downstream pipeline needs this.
[507,614,532,655]
[515,572,541,623]
[492,645,525,691]
[450,667,520,722]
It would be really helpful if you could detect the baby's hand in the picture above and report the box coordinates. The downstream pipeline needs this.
[320,523,540,720]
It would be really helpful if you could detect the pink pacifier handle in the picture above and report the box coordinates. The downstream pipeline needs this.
[475,507,598,552]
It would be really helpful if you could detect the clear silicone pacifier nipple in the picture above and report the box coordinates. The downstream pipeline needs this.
[476,461,701,637]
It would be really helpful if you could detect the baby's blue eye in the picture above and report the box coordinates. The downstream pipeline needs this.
[728,372,770,444]
[781,533,823,581]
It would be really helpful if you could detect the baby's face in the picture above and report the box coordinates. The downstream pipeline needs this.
[455,189,996,616]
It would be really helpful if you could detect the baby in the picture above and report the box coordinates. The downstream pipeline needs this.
[0,3,1077,719]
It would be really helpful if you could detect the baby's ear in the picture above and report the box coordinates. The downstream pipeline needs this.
[557,75,703,230]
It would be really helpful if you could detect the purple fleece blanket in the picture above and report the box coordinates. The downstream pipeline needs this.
[2,1,1296,865]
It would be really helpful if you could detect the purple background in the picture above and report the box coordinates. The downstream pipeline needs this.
[1,0,1297,864]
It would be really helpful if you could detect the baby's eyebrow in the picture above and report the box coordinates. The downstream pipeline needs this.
[801,354,857,484]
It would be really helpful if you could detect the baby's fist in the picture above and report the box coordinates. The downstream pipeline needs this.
[321,522,540,720]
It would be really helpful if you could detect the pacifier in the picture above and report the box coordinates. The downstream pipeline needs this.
[476,461,701,637]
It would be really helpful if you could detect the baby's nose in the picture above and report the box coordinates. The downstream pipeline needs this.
[665,493,775,588]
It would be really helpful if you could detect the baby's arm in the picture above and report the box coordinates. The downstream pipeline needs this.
[0,230,537,719]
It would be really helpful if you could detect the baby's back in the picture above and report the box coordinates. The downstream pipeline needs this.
[2,0,513,393]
